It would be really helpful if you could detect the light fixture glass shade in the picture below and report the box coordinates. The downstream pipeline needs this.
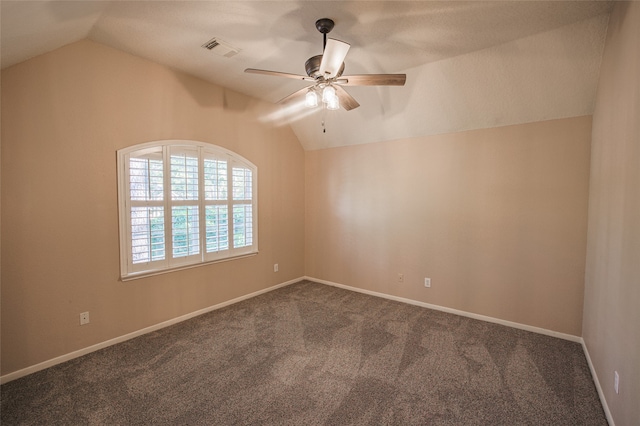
[327,95,340,110]
[322,85,336,104]
[305,90,318,108]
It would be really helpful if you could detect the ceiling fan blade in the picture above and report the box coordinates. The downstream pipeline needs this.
[340,74,407,86]
[245,68,315,82]
[277,86,311,104]
[335,86,360,111]
[319,39,350,78]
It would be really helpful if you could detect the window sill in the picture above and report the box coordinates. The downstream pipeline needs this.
[120,252,258,282]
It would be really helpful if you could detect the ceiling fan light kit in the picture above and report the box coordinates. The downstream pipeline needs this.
[244,18,406,113]
[303,81,340,110]
[305,89,319,108]
[322,85,338,105]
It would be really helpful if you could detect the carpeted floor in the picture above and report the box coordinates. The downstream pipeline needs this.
[1,280,607,425]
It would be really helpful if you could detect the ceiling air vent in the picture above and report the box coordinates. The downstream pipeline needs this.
[201,38,240,58]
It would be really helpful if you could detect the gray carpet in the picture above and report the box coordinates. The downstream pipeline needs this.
[1,280,607,425]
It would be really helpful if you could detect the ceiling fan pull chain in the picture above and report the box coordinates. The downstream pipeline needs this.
[322,105,328,133]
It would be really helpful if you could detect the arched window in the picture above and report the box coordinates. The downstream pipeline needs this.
[117,140,257,279]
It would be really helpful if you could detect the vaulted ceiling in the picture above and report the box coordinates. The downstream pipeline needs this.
[1,1,613,150]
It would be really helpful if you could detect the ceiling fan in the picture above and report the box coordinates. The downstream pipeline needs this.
[245,18,406,111]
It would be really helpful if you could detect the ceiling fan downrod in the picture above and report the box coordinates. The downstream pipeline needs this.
[315,18,335,51]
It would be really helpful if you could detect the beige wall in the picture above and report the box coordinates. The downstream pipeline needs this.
[1,40,305,376]
[306,116,592,336]
[583,2,640,425]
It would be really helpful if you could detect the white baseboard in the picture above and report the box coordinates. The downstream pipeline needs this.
[581,340,615,426]
[0,277,303,385]
[305,276,582,343]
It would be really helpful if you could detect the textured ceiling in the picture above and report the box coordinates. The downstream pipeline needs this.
[1,1,613,150]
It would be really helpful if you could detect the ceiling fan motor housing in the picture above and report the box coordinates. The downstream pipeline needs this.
[305,55,345,79]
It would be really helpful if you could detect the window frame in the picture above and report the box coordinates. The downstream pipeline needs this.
[117,140,258,280]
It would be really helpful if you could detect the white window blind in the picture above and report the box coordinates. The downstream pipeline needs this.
[117,141,257,279]
[232,166,253,249]
[128,149,167,267]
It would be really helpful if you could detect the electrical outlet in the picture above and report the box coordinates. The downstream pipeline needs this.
[274,263,279,272]
[424,278,431,288]
[614,371,619,394]
[80,312,90,325]
[398,273,404,283]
